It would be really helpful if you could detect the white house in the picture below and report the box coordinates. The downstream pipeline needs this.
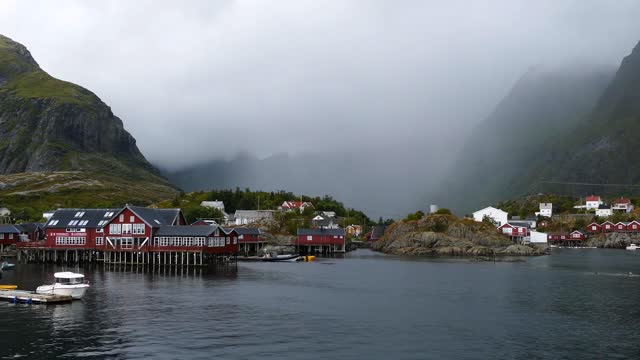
[529,231,548,244]
[0,207,10,217]
[612,198,634,213]
[472,207,508,226]
[234,210,276,225]
[535,203,552,218]
[595,205,613,217]
[200,201,225,212]
[585,195,603,210]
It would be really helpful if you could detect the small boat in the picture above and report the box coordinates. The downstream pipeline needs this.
[36,272,89,299]
[626,244,639,251]
[0,285,17,290]
[1,262,15,270]
[261,254,302,262]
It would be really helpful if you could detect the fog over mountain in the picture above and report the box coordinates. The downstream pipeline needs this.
[1,1,640,217]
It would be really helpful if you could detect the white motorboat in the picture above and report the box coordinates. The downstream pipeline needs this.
[36,272,89,299]
[626,244,639,251]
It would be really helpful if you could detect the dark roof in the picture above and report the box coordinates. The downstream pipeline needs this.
[46,209,120,229]
[508,221,533,229]
[0,224,20,234]
[128,206,182,226]
[598,204,611,210]
[155,225,218,237]
[371,226,386,240]
[297,228,345,236]
[15,223,45,233]
[232,227,262,235]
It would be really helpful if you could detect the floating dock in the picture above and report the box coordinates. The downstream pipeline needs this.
[0,290,73,304]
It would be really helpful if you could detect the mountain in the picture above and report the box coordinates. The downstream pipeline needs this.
[523,41,640,196]
[435,64,615,214]
[0,34,178,219]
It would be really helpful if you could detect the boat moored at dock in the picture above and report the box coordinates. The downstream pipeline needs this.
[36,272,89,299]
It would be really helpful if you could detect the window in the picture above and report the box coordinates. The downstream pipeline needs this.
[68,220,78,226]
[130,216,135,222]
[48,219,59,226]
[233,237,237,244]
[132,224,145,235]
[55,236,86,246]
[109,224,122,234]
[121,238,133,249]
[74,211,85,218]
[307,235,312,241]
[226,237,230,245]
[96,228,104,233]
[104,211,114,218]
[238,235,244,240]
[119,214,124,222]
[8,234,13,239]
[96,237,104,246]
[122,224,132,234]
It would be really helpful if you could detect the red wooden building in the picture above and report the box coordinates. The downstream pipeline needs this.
[628,221,640,233]
[43,208,120,249]
[296,228,346,254]
[601,221,615,232]
[0,224,20,251]
[614,222,629,232]
[153,225,237,254]
[232,227,265,255]
[586,222,602,233]
[497,223,529,243]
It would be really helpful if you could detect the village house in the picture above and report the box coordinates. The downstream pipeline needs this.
[102,206,185,251]
[497,223,530,243]
[574,195,603,210]
[296,228,346,254]
[233,210,275,226]
[586,222,602,233]
[612,197,634,213]
[44,208,121,249]
[0,224,20,251]
[535,203,553,218]
[312,215,340,229]
[345,224,362,237]
[601,221,615,232]
[595,205,613,217]
[200,200,232,223]
[16,223,45,242]
[153,225,237,256]
[280,201,314,213]
[472,207,508,226]
[233,227,266,255]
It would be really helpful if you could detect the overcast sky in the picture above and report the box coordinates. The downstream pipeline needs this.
[1,1,639,169]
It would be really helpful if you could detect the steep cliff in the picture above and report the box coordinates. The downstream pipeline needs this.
[0,35,178,218]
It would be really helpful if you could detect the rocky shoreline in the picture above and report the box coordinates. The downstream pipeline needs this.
[371,214,547,257]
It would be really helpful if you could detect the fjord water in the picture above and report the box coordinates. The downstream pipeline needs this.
[1,249,639,359]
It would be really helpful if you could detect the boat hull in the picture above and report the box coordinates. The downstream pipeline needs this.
[36,284,89,299]
[261,255,302,262]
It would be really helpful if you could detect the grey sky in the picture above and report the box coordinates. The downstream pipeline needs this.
[1,1,640,216]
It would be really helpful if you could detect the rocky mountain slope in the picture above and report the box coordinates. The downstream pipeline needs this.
[522,40,640,195]
[0,34,178,218]
[436,64,615,214]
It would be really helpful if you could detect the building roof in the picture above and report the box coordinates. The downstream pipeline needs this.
[508,221,533,229]
[200,201,225,210]
[586,195,601,201]
[297,228,345,236]
[232,227,262,235]
[597,204,611,210]
[234,210,275,219]
[46,208,120,229]
[472,206,507,215]
[0,224,20,233]
[614,197,631,204]
[15,222,45,233]
[539,203,552,209]
[127,206,184,226]
[370,226,386,240]
[282,201,313,209]
[155,225,218,237]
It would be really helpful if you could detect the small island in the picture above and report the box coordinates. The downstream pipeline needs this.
[371,211,546,257]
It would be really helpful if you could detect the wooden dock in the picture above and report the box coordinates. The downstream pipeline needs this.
[0,290,73,304]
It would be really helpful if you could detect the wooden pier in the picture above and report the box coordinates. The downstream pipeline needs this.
[0,290,73,304]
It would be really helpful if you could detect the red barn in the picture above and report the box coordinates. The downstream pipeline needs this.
[233,227,265,255]
[102,206,185,251]
[586,222,602,233]
[44,208,120,249]
[497,223,529,243]
[628,221,640,233]
[569,230,586,240]
[296,228,346,254]
[601,221,615,232]
[614,222,629,232]
[0,224,20,251]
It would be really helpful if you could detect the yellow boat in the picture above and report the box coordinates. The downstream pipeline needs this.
[0,285,18,290]
[304,256,316,262]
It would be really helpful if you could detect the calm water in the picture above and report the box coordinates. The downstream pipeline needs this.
[1,249,640,359]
